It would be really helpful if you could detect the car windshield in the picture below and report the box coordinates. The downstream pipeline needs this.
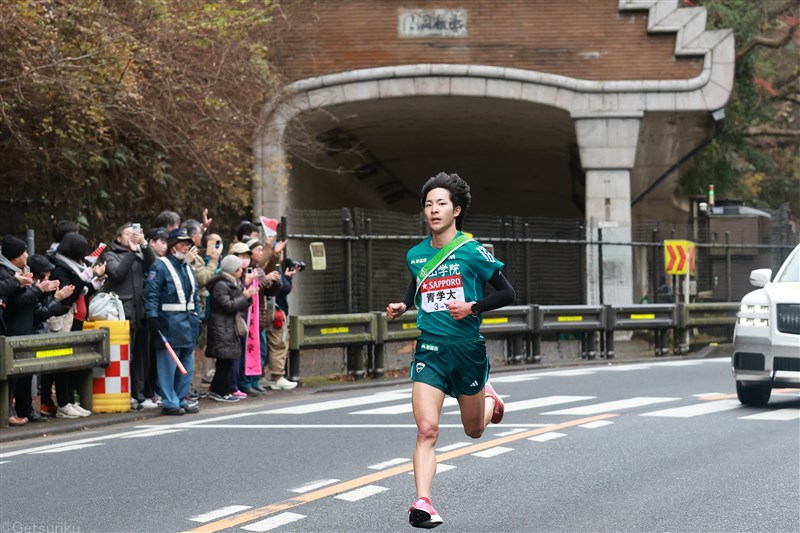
[776,248,800,283]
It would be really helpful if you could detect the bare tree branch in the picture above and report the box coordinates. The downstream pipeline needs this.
[736,22,799,60]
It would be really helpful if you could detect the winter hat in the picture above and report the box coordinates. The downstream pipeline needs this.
[245,238,262,251]
[56,232,89,262]
[1,235,27,260]
[220,255,243,275]
[28,254,56,275]
[228,242,251,255]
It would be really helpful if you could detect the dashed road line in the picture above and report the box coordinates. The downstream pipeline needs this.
[290,479,340,494]
[472,446,514,458]
[641,399,742,418]
[335,484,389,502]
[739,408,800,421]
[30,443,105,454]
[369,458,411,470]
[189,506,253,523]
[544,397,678,415]
[580,420,614,429]
[528,432,566,443]
[240,512,305,532]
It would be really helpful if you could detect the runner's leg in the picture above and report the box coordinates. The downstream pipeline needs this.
[456,390,493,438]
[411,381,445,499]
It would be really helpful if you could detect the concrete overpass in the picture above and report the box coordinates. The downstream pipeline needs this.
[256,0,734,305]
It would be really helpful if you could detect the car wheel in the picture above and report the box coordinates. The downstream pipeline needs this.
[736,381,771,406]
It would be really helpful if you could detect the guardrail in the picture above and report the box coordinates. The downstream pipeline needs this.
[289,302,740,379]
[288,313,376,381]
[1,329,110,427]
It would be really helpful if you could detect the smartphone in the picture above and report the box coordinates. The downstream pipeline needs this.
[131,223,141,233]
[246,267,254,275]
[279,216,287,242]
[206,239,219,256]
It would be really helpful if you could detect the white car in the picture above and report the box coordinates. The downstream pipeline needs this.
[732,243,800,406]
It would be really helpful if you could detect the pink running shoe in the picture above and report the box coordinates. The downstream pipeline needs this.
[408,498,443,529]
[484,382,505,424]
[231,390,248,398]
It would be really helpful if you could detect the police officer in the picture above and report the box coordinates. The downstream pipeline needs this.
[144,228,202,416]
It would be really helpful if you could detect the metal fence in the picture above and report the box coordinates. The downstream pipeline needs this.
[284,207,797,316]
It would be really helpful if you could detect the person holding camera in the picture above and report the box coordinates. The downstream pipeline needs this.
[205,255,257,402]
[103,222,157,410]
[263,246,300,390]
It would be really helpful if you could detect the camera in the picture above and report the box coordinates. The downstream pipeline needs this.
[246,267,253,275]
[285,258,306,272]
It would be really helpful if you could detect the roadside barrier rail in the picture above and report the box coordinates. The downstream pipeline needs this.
[534,305,607,360]
[606,304,677,358]
[288,313,377,381]
[0,329,110,427]
[289,302,740,380]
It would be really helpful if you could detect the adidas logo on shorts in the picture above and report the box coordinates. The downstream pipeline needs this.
[469,380,479,388]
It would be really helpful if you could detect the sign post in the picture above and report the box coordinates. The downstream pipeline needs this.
[664,239,695,352]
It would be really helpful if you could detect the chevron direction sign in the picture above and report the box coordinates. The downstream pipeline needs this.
[664,240,695,275]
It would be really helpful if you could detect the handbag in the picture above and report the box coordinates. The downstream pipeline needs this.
[234,312,248,338]
[47,303,76,333]
[88,291,126,321]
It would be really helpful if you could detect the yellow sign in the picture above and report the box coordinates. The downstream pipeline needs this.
[664,239,696,275]
[557,316,583,322]
[36,347,74,358]
[402,323,417,329]
[630,314,655,320]
[482,317,509,325]
[320,327,349,335]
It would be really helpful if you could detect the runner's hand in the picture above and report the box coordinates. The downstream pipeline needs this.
[386,302,406,320]
[446,300,472,321]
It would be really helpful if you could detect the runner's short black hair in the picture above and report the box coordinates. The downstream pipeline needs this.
[420,172,471,230]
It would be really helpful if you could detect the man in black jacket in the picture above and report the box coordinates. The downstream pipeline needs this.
[103,223,157,409]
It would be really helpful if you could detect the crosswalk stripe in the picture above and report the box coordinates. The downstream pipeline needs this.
[30,443,105,454]
[241,512,305,532]
[369,458,411,470]
[641,399,742,418]
[739,408,800,421]
[335,485,389,502]
[472,446,514,458]
[190,506,252,523]
[528,432,566,442]
[353,397,457,415]
[260,392,411,414]
[290,479,340,494]
[544,397,678,415]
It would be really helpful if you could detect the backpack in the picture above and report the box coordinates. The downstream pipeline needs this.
[88,291,126,321]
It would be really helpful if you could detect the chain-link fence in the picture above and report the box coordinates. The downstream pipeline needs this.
[285,207,797,316]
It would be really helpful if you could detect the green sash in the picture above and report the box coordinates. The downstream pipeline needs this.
[414,233,474,306]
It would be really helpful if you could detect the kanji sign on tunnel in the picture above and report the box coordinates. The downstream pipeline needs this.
[664,240,695,276]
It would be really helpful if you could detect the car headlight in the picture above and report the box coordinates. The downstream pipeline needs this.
[738,303,770,327]
[740,304,769,314]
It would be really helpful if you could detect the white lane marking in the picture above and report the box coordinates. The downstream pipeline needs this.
[495,428,532,437]
[189,505,252,523]
[641,399,742,418]
[30,443,105,454]
[241,512,306,532]
[472,446,514,458]
[290,479,340,493]
[693,393,725,398]
[369,458,411,470]
[538,369,597,376]
[491,374,540,383]
[595,364,653,372]
[121,429,185,438]
[544,397,679,415]
[133,423,550,429]
[260,392,412,415]
[656,360,705,367]
[436,442,472,452]
[580,420,614,429]
[335,485,389,502]
[503,396,596,414]
[0,427,181,459]
[528,432,567,442]
[0,461,9,465]
[739,408,800,421]
[353,397,457,415]
[406,463,456,475]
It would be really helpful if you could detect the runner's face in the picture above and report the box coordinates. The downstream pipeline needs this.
[424,188,460,234]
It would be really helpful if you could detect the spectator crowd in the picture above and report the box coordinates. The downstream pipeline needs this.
[0,211,300,427]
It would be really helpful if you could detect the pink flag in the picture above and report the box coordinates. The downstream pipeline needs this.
[244,278,261,376]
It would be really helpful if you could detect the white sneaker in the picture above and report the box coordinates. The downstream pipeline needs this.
[71,403,91,417]
[153,395,163,407]
[269,377,297,390]
[140,399,158,409]
[56,404,82,419]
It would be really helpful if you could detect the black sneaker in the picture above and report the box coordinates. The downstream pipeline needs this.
[182,403,200,414]
[162,407,185,416]
[241,386,261,397]
[25,411,48,423]
[186,389,200,401]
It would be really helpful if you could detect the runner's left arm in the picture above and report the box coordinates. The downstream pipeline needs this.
[472,270,515,314]
[401,278,416,310]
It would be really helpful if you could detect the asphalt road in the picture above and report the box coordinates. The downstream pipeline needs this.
[1,356,798,533]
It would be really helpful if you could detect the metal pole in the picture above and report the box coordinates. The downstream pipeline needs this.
[725,231,732,302]
[598,227,604,305]
[366,218,373,312]
[343,209,353,313]
[524,222,531,305]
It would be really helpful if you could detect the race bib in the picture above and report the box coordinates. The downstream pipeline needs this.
[420,274,465,313]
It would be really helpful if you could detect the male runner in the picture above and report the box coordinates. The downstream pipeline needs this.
[386,172,516,529]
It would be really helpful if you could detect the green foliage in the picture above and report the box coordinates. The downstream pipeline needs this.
[0,0,284,242]
[681,0,799,215]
